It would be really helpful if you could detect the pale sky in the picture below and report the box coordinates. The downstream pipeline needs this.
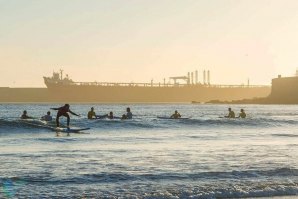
[1,0,298,87]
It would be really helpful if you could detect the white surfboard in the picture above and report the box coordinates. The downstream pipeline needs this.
[54,127,91,133]
[20,120,90,133]
[157,116,190,120]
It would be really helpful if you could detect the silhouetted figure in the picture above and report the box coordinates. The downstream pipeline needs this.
[87,107,97,119]
[238,109,246,118]
[41,111,52,121]
[108,112,114,119]
[121,114,128,120]
[126,107,133,119]
[171,110,181,119]
[225,108,235,118]
[21,110,33,119]
[51,104,79,127]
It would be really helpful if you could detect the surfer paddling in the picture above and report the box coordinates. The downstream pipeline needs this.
[51,104,80,128]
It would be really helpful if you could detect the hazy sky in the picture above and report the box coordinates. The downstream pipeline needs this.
[1,0,298,87]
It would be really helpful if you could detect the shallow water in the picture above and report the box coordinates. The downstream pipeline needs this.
[0,104,297,198]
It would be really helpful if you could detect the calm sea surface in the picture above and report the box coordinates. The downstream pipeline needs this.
[0,104,298,198]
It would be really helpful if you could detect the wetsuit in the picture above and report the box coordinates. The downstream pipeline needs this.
[53,106,78,127]
[228,111,235,118]
[126,112,133,119]
[171,113,181,119]
[41,115,52,121]
[21,114,31,119]
[87,111,96,119]
[239,112,246,118]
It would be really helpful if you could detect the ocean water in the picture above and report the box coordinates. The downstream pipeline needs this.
[0,104,297,199]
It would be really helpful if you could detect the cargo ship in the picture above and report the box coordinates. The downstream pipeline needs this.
[41,70,271,103]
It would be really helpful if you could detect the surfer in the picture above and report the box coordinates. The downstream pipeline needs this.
[121,114,128,120]
[88,107,109,119]
[51,104,80,128]
[41,111,53,121]
[170,110,181,119]
[225,108,235,118]
[126,107,133,119]
[87,107,97,119]
[238,109,246,118]
[108,112,114,119]
[21,110,33,119]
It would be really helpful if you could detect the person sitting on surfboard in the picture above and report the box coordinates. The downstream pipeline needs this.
[225,108,235,118]
[238,109,246,118]
[126,107,133,119]
[21,110,33,119]
[87,107,97,119]
[121,114,128,120]
[51,104,80,128]
[41,111,52,121]
[170,110,181,119]
[108,112,114,119]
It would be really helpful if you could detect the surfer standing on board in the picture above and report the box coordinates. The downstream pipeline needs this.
[51,104,80,128]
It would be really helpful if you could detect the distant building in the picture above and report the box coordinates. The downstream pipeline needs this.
[270,74,298,103]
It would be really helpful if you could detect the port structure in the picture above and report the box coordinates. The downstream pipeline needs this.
[169,76,189,85]
[170,70,200,85]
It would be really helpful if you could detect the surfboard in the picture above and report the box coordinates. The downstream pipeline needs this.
[157,116,190,120]
[54,127,91,133]
[20,120,90,133]
[94,116,121,120]
[95,114,108,119]
[20,120,56,130]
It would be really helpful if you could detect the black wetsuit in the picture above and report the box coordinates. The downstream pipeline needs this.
[171,113,181,119]
[53,106,78,127]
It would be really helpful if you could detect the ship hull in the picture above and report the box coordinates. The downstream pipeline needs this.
[44,84,271,103]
